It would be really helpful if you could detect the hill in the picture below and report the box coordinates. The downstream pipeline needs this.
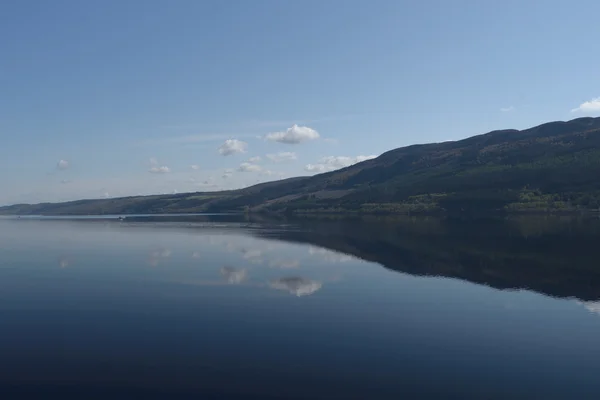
[2,116,600,216]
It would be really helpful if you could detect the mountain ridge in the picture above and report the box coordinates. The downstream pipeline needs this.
[2,116,600,216]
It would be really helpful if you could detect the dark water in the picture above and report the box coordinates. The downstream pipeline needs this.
[1,215,600,399]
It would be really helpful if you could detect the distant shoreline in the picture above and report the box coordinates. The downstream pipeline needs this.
[2,208,598,219]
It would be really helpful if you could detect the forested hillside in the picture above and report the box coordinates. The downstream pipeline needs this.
[2,117,600,216]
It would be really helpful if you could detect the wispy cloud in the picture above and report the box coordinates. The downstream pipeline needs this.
[140,133,256,146]
[195,182,218,190]
[571,97,600,115]
[266,152,297,162]
[159,113,364,131]
[305,155,377,173]
[251,113,371,128]
[149,166,171,174]
[261,170,276,176]
[237,162,262,172]
[148,158,170,174]
[248,156,261,163]
[500,106,515,112]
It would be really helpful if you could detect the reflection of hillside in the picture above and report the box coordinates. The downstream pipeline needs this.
[252,216,600,301]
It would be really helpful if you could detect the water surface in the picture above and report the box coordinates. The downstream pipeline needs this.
[1,215,599,399]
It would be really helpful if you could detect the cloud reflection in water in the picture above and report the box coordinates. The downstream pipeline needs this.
[241,249,263,264]
[148,247,171,266]
[269,277,322,297]
[580,301,600,315]
[58,256,70,269]
[269,259,300,269]
[220,266,248,284]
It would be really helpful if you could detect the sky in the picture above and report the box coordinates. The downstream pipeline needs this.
[1,0,599,205]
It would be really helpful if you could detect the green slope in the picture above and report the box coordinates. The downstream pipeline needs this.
[206,116,600,215]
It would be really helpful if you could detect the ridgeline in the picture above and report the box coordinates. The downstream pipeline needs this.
[2,116,600,216]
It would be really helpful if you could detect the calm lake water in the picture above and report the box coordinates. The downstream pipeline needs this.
[1,215,600,399]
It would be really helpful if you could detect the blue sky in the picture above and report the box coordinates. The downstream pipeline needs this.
[1,0,599,205]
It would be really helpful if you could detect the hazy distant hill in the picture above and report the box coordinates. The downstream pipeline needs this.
[2,117,600,216]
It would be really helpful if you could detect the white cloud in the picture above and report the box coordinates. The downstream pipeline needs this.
[149,166,171,174]
[248,156,261,163]
[304,155,377,173]
[237,162,262,172]
[190,164,200,170]
[195,181,218,189]
[264,124,320,144]
[222,173,232,179]
[571,97,600,115]
[148,157,170,173]
[220,266,247,284]
[269,277,322,296]
[500,106,515,112]
[141,133,255,146]
[218,139,248,156]
[57,159,69,170]
[60,179,71,184]
[266,152,297,162]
